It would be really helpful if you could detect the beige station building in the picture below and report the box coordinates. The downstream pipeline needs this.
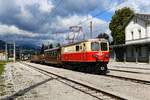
[0,51,6,60]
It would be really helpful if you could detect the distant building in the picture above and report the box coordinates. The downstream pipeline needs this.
[110,14,150,63]
[0,51,6,60]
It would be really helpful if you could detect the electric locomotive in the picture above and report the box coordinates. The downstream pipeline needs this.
[61,39,109,74]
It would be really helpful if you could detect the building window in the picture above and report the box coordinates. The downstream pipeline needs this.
[131,31,134,40]
[134,18,137,23]
[138,29,141,38]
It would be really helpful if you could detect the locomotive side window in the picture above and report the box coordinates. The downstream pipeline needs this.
[83,44,86,51]
[91,42,99,51]
[101,42,108,51]
[76,45,79,51]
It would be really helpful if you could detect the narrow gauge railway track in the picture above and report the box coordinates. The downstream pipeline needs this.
[109,69,150,75]
[106,74,150,85]
[20,62,125,100]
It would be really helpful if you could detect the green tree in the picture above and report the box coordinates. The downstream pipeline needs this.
[40,44,45,54]
[56,42,61,47]
[49,43,53,49]
[109,7,134,45]
[97,33,109,41]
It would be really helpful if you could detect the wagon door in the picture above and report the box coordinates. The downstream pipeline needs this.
[82,43,86,61]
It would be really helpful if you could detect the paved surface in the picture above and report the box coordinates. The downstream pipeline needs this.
[108,62,150,81]
[108,62,150,69]
[25,62,150,100]
[0,62,98,100]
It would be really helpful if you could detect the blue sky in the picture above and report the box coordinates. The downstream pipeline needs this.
[0,0,150,46]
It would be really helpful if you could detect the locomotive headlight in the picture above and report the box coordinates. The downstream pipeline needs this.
[105,54,108,58]
[92,54,96,58]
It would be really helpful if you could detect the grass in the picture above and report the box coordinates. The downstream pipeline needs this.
[0,60,12,75]
[0,63,5,76]
[0,60,13,96]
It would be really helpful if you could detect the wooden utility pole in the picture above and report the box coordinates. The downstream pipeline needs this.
[90,21,92,39]
[13,40,16,63]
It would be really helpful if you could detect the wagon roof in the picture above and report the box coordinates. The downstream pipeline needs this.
[62,39,108,47]
[44,47,60,52]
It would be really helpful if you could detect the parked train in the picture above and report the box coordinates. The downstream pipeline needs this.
[30,39,109,74]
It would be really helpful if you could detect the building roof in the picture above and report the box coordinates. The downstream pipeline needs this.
[122,13,150,30]
[110,41,150,48]
[44,47,60,52]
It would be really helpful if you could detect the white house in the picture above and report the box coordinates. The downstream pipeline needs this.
[0,52,6,60]
[110,14,150,63]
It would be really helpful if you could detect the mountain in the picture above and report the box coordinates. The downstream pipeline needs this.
[0,40,41,58]
[20,44,41,50]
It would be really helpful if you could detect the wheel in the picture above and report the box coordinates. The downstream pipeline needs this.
[95,65,107,75]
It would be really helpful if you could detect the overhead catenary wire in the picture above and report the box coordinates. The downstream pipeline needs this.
[40,0,64,25]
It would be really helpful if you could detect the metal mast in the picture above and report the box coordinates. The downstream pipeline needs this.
[90,21,92,39]
[5,41,8,61]
[13,40,16,63]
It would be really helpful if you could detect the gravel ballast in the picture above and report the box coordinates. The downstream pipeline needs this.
[0,62,98,100]
[25,62,150,100]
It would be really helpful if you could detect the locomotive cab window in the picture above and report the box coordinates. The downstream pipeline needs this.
[76,45,79,51]
[101,42,108,51]
[91,42,99,51]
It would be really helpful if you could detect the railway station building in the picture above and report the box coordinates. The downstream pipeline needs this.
[110,14,150,63]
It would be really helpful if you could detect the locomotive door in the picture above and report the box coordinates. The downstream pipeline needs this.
[83,43,86,61]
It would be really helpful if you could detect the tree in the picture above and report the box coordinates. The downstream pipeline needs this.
[97,33,109,41]
[56,42,61,47]
[109,7,134,45]
[40,44,45,54]
[49,43,53,49]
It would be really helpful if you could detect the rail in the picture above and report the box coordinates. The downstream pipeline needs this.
[20,62,126,100]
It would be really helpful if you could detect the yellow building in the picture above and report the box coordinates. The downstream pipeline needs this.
[0,52,6,60]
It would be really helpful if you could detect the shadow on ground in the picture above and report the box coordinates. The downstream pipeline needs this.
[2,77,56,100]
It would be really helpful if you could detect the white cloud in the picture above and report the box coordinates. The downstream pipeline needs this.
[109,0,150,13]
[0,24,47,38]
[48,15,110,44]
[16,0,54,13]
[0,0,114,46]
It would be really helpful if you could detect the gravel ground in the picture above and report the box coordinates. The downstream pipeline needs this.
[25,62,150,100]
[0,62,98,100]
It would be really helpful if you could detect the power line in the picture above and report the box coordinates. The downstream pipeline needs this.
[49,0,126,41]
[40,0,64,25]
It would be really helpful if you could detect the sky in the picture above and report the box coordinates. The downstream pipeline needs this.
[0,0,150,46]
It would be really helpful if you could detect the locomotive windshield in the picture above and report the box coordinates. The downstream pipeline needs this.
[91,42,108,51]
[91,42,99,51]
[101,42,108,51]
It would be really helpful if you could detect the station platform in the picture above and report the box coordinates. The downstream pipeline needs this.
[108,61,150,69]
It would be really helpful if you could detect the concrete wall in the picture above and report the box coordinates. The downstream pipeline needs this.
[125,17,147,44]
[147,24,150,37]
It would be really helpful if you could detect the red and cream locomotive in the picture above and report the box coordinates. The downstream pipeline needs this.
[31,39,109,74]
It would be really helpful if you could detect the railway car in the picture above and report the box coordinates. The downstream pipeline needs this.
[61,39,109,74]
[44,47,61,65]
[30,54,45,63]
